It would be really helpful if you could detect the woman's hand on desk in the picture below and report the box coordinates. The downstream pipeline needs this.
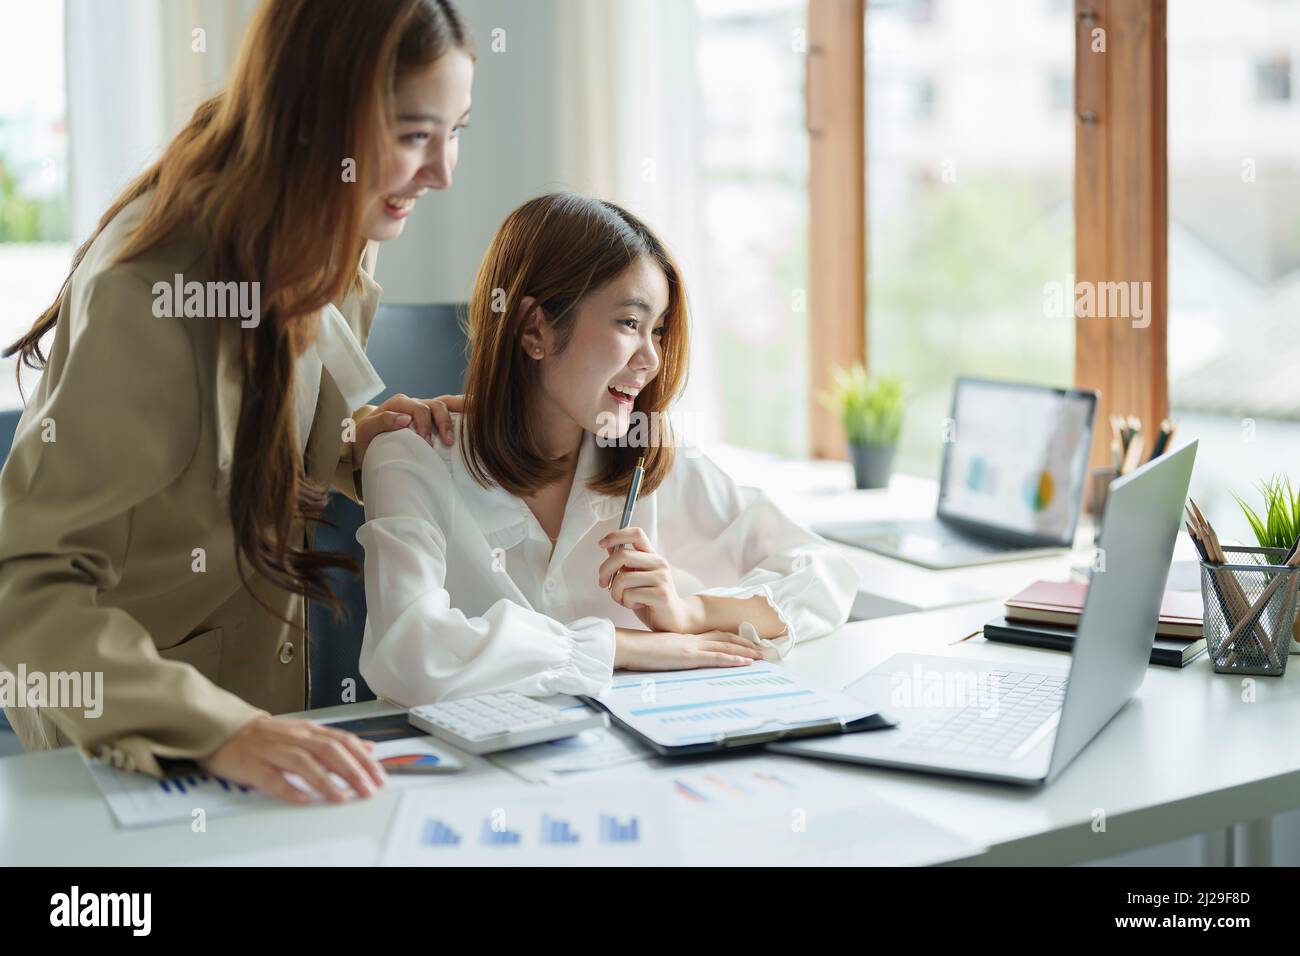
[197,715,388,806]
[613,627,763,671]
[598,527,705,634]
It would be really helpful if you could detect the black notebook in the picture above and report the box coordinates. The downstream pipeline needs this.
[982,615,1206,669]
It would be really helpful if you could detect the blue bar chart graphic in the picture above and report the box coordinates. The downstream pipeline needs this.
[420,818,462,847]
[598,814,640,844]
[480,819,522,846]
[540,813,581,845]
[384,787,674,864]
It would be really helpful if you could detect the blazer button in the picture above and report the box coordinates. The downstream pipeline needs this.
[279,641,296,664]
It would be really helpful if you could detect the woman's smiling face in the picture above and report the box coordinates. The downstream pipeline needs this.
[362,49,474,242]
[522,256,670,456]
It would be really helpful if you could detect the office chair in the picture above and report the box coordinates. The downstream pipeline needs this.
[0,409,17,465]
[307,304,469,709]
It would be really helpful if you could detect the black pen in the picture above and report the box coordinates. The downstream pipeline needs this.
[608,456,645,590]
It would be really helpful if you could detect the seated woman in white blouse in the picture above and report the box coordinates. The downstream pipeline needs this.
[356,192,858,706]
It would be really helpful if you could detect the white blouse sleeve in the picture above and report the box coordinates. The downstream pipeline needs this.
[660,449,860,659]
[355,430,616,706]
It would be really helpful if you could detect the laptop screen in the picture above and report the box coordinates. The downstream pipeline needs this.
[936,379,1097,545]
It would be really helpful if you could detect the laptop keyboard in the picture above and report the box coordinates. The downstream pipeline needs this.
[899,670,1067,761]
[931,523,1021,553]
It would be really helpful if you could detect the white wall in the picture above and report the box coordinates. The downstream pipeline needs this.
[66,0,260,245]
[374,0,571,305]
[63,0,577,308]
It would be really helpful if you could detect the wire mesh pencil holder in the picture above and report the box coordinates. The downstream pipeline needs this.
[1199,546,1298,676]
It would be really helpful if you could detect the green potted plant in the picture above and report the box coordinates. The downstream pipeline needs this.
[817,365,904,490]
[1235,475,1300,654]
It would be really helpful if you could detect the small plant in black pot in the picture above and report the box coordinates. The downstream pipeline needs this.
[817,364,904,490]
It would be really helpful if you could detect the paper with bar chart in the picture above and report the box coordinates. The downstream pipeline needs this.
[84,735,495,828]
[660,754,982,865]
[589,662,879,751]
[381,782,679,865]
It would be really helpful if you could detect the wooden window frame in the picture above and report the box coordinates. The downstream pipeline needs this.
[807,0,865,460]
[1074,0,1169,471]
[806,0,1169,468]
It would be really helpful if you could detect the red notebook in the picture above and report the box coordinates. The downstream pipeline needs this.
[1005,580,1203,639]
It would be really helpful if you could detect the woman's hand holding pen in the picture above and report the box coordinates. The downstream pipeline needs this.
[598,527,703,634]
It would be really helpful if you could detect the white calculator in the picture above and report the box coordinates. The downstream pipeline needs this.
[407,692,610,755]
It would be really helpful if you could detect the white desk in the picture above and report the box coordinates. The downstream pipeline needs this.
[706,443,1182,619]
[4,600,1297,866]
[0,449,1282,864]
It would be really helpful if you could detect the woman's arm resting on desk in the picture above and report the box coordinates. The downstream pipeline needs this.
[613,626,763,670]
[358,428,621,704]
[685,496,859,657]
[358,431,766,705]
[650,452,861,658]
[598,527,787,639]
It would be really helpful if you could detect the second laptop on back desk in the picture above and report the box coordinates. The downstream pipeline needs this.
[818,378,1099,570]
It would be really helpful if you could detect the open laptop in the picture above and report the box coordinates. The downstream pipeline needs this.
[818,378,1098,569]
[771,440,1197,786]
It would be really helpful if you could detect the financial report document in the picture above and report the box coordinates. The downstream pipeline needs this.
[586,662,885,752]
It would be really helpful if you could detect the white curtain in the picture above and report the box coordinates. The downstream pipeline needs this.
[65,0,257,244]
[555,0,722,446]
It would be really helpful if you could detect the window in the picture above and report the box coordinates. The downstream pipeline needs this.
[695,0,809,457]
[915,76,936,120]
[907,0,935,27]
[1048,70,1071,112]
[864,0,1075,478]
[0,0,70,410]
[1168,0,1300,540]
[1255,54,1292,103]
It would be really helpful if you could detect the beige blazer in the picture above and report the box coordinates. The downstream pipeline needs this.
[0,193,382,777]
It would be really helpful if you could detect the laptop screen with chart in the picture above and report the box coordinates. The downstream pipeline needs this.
[937,378,1096,545]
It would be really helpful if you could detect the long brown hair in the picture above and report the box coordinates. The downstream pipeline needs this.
[3,0,474,620]
[460,193,691,500]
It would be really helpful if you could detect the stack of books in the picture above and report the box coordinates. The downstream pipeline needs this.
[984,581,1206,668]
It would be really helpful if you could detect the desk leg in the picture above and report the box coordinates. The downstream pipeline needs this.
[1234,818,1273,867]
[1202,829,1231,866]
[1208,819,1274,866]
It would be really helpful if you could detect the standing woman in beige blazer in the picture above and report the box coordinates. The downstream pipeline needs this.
[0,0,473,805]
